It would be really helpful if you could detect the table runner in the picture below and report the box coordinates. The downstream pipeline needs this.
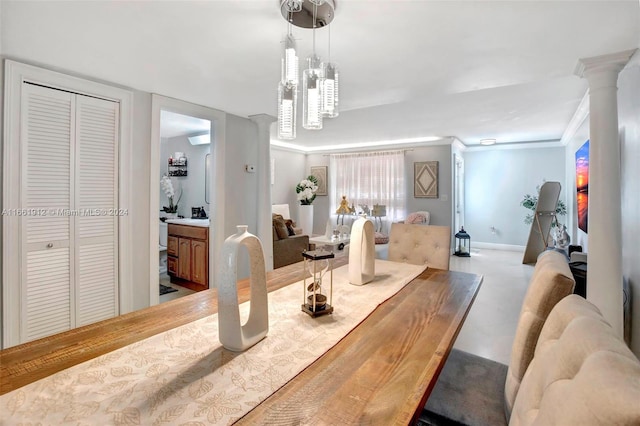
[1,260,425,425]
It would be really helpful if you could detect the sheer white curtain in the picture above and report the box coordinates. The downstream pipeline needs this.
[329,150,406,224]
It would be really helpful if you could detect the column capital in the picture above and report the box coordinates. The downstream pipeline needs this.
[249,114,276,126]
[575,49,637,87]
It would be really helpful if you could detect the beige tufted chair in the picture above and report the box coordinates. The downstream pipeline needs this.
[510,295,640,425]
[419,250,575,426]
[387,223,451,270]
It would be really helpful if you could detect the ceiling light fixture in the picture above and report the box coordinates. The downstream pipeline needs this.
[480,138,497,146]
[277,0,338,140]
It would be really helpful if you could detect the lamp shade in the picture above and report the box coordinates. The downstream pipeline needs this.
[303,55,323,130]
[281,33,298,87]
[277,82,297,140]
[321,61,339,118]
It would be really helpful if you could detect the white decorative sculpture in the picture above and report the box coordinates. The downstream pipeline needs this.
[218,225,269,351]
[348,216,376,286]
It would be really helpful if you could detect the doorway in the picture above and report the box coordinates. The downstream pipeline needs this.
[149,95,226,306]
[158,111,211,302]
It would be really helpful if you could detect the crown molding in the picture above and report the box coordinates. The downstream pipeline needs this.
[560,90,589,146]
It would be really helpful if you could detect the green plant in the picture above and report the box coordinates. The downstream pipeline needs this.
[520,185,567,227]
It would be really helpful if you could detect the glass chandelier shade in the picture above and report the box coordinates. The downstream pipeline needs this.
[281,33,298,87]
[303,55,323,130]
[277,82,297,139]
[321,61,339,118]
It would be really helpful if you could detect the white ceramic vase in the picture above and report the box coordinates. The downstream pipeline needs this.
[298,204,314,236]
[348,217,376,286]
[218,225,269,351]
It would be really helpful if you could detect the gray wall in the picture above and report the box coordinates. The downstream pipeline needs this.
[405,145,453,226]
[618,51,640,356]
[464,147,566,246]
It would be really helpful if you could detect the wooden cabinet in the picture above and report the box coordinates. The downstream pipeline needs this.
[191,240,207,285]
[167,224,208,291]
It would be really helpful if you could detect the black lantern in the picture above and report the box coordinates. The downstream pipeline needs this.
[454,227,471,257]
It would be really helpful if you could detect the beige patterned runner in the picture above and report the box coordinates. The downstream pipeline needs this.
[1,260,425,425]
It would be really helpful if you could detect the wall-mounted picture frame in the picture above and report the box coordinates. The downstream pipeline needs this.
[414,161,439,198]
[310,166,328,196]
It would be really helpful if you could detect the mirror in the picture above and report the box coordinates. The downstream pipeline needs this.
[205,153,211,204]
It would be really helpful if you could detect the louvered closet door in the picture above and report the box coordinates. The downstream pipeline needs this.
[20,83,119,343]
[75,95,119,326]
[21,84,74,341]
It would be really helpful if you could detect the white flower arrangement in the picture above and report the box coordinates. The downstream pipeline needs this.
[161,175,182,214]
[296,175,319,205]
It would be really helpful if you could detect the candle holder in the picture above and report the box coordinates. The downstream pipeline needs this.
[302,249,334,317]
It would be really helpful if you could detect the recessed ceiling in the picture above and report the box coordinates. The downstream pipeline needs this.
[2,1,638,150]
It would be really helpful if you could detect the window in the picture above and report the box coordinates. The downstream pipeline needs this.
[329,150,406,224]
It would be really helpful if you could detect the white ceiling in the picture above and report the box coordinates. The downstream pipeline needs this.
[2,1,638,150]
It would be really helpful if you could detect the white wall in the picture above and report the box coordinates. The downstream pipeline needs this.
[464,146,566,246]
[618,51,640,356]
[130,90,153,311]
[271,147,307,217]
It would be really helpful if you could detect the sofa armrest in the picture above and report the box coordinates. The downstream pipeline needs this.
[273,234,309,269]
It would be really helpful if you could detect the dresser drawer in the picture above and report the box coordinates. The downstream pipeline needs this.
[167,236,178,256]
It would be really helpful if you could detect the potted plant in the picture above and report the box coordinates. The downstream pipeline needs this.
[296,175,319,205]
[161,175,182,218]
[296,175,319,235]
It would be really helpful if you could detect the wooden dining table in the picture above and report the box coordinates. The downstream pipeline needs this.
[0,256,482,425]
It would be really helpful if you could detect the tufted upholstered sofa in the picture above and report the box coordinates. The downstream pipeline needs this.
[510,294,640,425]
[421,250,575,425]
[387,223,451,270]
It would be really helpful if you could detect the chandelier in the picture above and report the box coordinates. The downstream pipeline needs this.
[277,0,339,140]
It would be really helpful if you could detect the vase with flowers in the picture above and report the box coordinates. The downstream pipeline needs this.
[296,175,319,205]
[296,175,318,235]
[161,175,182,218]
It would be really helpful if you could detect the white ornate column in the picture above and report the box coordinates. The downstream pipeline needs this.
[575,49,635,337]
[249,114,276,271]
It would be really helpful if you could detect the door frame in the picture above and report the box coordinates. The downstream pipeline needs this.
[149,95,226,306]
[2,60,133,348]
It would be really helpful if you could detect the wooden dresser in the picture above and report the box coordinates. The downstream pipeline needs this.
[167,223,208,291]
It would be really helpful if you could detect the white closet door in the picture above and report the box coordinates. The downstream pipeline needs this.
[75,95,119,326]
[21,84,74,341]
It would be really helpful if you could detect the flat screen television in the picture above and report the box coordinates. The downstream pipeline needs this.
[575,139,589,233]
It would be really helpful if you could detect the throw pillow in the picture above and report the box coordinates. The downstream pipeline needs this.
[406,212,427,224]
[273,215,289,240]
[374,232,389,245]
[285,219,296,236]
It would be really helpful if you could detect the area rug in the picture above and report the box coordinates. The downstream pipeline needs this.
[159,283,178,295]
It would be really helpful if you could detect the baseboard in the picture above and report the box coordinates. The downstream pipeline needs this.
[471,242,525,252]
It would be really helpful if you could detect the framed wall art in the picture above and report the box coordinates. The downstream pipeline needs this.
[310,166,328,196]
[414,161,438,198]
